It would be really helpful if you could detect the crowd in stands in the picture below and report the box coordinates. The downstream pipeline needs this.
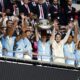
[0,0,80,67]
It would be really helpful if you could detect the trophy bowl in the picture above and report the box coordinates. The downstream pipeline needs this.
[37,19,52,29]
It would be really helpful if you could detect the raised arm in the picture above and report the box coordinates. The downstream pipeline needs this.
[13,16,19,29]
[35,27,40,41]
[61,22,73,44]
[0,12,6,27]
[0,19,3,28]
[50,27,55,42]
[0,13,6,36]
[73,20,78,43]
[50,20,58,42]
[21,14,28,32]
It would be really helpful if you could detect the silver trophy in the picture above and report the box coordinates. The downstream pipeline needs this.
[37,19,52,30]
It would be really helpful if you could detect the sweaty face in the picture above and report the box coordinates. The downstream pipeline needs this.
[55,34,61,43]
[67,35,73,44]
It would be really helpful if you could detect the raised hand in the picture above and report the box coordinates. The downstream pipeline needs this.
[20,13,25,19]
[74,20,78,26]
[53,19,59,31]
[68,21,74,29]
[2,12,6,20]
